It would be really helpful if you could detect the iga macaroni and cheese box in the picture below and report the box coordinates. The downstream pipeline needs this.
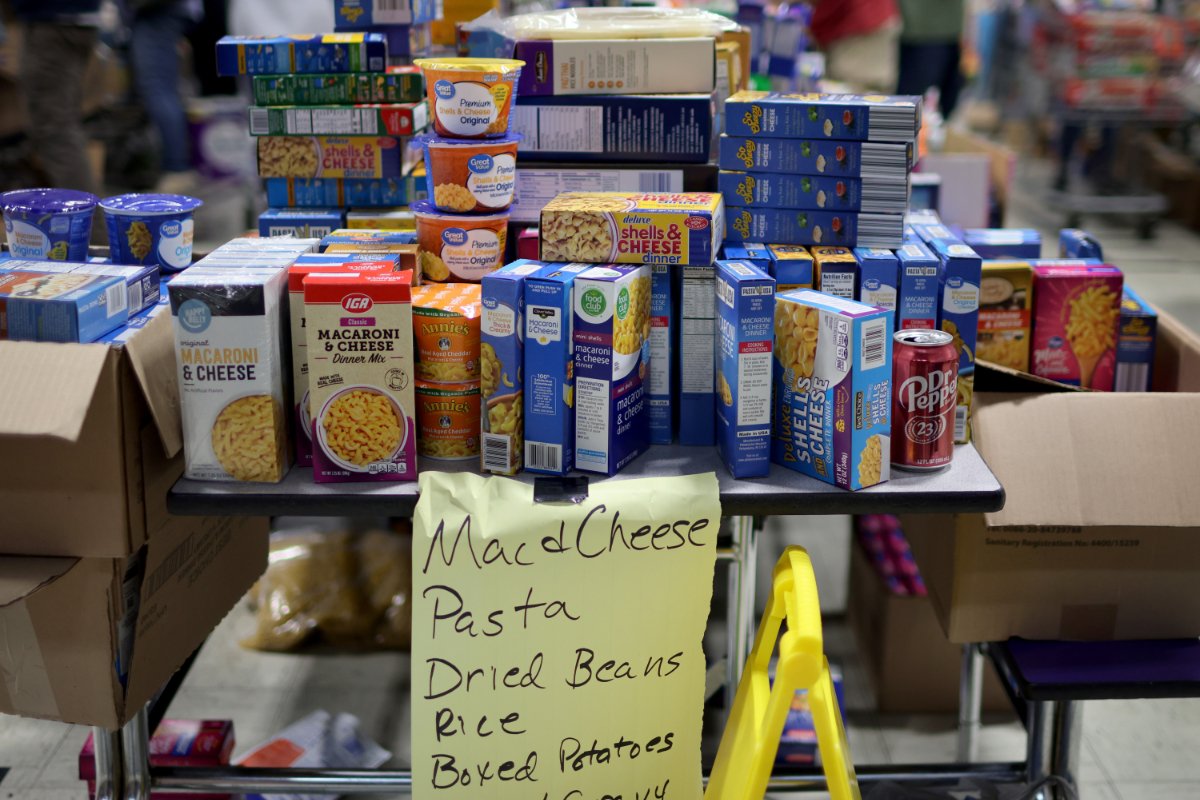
[719,171,909,214]
[721,241,771,270]
[514,38,716,97]
[169,267,290,483]
[726,207,903,249]
[715,260,775,478]
[895,242,939,331]
[480,260,556,474]
[1116,286,1157,392]
[768,245,814,291]
[678,264,716,446]
[977,261,1033,372]
[0,260,159,316]
[772,290,893,491]
[648,263,675,444]
[257,136,411,179]
[930,239,981,443]
[724,91,921,141]
[962,228,1041,259]
[0,270,128,342]
[524,263,591,474]
[249,103,429,138]
[540,192,724,267]
[718,136,911,179]
[304,271,418,482]
[264,177,413,208]
[259,208,346,239]
[1031,264,1124,391]
[812,246,858,299]
[215,33,387,76]
[854,248,899,311]
[252,68,425,106]
[572,264,652,475]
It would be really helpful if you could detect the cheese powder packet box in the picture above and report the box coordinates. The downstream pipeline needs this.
[304,270,418,482]
[573,264,652,475]
[715,260,775,478]
[169,267,290,482]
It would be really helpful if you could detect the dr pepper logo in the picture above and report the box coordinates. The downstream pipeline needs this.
[342,293,373,313]
[897,368,956,414]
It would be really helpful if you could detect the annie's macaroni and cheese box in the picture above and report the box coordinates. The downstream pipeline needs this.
[304,270,418,482]
[1,260,159,316]
[257,136,412,179]
[715,260,775,478]
[678,264,716,446]
[572,264,652,475]
[854,248,899,311]
[724,91,921,141]
[1031,264,1124,391]
[812,246,858,298]
[540,192,724,267]
[0,270,128,343]
[772,290,893,491]
[524,263,591,474]
[895,242,939,331]
[718,136,911,179]
[930,239,981,443]
[169,267,290,483]
[259,208,346,238]
[768,245,814,291]
[977,261,1033,372]
[215,33,387,76]
[648,263,675,444]
[1116,287,1157,392]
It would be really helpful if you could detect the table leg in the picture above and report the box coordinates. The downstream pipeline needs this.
[1051,700,1082,799]
[724,515,759,711]
[91,727,122,800]
[956,642,984,761]
[1025,699,1057,799]
[122,704,151,800]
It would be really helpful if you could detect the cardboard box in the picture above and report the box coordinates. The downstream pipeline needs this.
[896,241,939,331]
[264,177,415,209]
[257,136,414,179]
[721,242,771,270]
[811,246,858,298]
[718,136,911,178]
[725,91,921,141]
[511,165,709,225]
[726,207,904,249]
[1115,287,1157,392]
[962,228,1041,260]
[249,103,428,138]
[0,513,267,728]
[854,248,899,311]
[258,208,347,239]
[514,38,716,97]
[346,208,415,230]
[0,270,129,343]
[215,34,387,76]
[678,264,716,446]
[251,68,424,106]
[334,0,438,27]
[768,245,814,291]
[647,263,675,445]
[718,171,909,214]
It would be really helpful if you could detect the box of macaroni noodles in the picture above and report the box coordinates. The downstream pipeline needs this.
[346,208,416,230]
[962,228,1041,260]
[721,242,771,270]
[648,263,676,444]
[215,34,387,76]
[929,239,981,443]
[678,264,716,446]
[248,103,429,138]
[812,246,858,298]
[724,91,921,141]
[573,264,651,475]
[334,0,435,28]
[0,260,159,316]
[768,245,814,291]
[0,270,128,342]
[252,68,425,106]
[304,270,417,482]
[257,136,411,179]
[854,248,899,311]
[896,242,939,331]
[321,228,416,250]
[1031,264,1124,391]
[718,136,911,179]
[259,208,347,239]
[977,261,1033,373]
[523,263,591,474]
[715,260,775,478]
[264,177,413,208]
[168,267,290,483]
[719,171,908,214]
[726,206,904,249]
[1116,287,1156,393]
[771,290,893,491]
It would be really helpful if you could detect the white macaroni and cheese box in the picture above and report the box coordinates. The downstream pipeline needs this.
[168,267,291,483]
[304,270,418,482]
[573,264,652,475]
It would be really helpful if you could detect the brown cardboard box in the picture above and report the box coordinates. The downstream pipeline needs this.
[906,310,1200,643]
[718,27,752,93]
[848,543,1008,713]
[0,311,183,558]
[0,513,267,729]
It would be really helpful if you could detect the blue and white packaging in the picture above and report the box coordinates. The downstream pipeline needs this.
[721,242,771,270]
[768,245,814,290]
[718,170,909,214]
[895,242,939,331]
[718,136,911,178]
[1116,287,1157,393]
[264,177,414,208]
[727,206,904,249]
[334,0,440,28]
[97,289,171,345]
[962,228,1041,259]
[1059,228,1104,260]
[930,238,981,443]
[0,270,128,342]
[677,264,716,446]
[215,34,388,76]
[908,222,962,247]
[0,260,159,315]
[648,263,675,444]
[724,92,920,141]
[854,248,899,311]
[715,260,776,478]
[259,208,347,239]
[523,263,591,474]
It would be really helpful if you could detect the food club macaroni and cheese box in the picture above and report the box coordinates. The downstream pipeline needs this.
[648,263,675,444]
[1115,287,1157,392]
[252,68,425,106]
[812,246,858,298]
[0,270,128,342]
[726,206,903,249]
[854,248,899,311]
[678,264,717,446]
[772,290,893,491]
[962,228,1041,259]
[1031,264,1124,391]
[724,91,921,141]
[977,261,1033,372]
[572,264,652,475]
[768,245,814,291]
[215,34,388,76]
[718,171,909,214]
[718,136,911,179]
[539,192,724,267]
[715,260,775,478]
[259,208,347,239]
[895,242,939,331]
[524,263,591,474]
[304,270,418,482]
[929,239,981,443]
[0,260,159,316]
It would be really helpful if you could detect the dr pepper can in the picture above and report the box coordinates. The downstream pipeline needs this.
[891,329,958,471]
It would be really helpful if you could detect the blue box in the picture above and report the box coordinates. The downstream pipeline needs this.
[259,208,347,239]
[264,177,413,208]
[97,289,171,344]
[776,667,845,767]
[677,264,716,446]
[291,252,403,269]
[908,222,963,248]
[715,260,775,478]
[648,263,675,445]
[725,91,920,141]
[1116,287,1157,392]
[727,207,904,249]
[215,34,388,76]
[0,270,128,342]
[812,246,858,299]
[930,239,981,442]
[962,228,1041,259]
[719,170,909,214]
[854,248,899,311]
[320,229,416,251]
[718,135,911,178]
[896,242,939,331]
[768,245,814,290]
[721,242,771,270]
[771,290,893,490]
[334,0,439,28]
[0,260,160,316]
[572,264,652,475]
[523,263,591,474]
[1059,228,1104,260]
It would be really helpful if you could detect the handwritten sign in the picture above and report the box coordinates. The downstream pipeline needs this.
[412,472,721,800]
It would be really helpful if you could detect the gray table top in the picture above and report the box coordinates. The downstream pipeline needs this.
[167,443,1003,518]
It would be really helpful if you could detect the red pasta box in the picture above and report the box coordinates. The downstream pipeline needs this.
[1031,264,1123,391]
[80,719,234,799]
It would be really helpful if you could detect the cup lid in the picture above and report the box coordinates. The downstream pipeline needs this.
[0,188,98,215]
[99,193,204,216]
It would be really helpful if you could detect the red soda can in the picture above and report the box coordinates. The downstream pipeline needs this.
[891,329,958,471]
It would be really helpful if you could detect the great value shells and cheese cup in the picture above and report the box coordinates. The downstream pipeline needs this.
[0,188,98,261]
[420,133,520,213]
[413,58,524,139]
[412,200,509,283]
[100,193,203,272]
[414,379,481,460]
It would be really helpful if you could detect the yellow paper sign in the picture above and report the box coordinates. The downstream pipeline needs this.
[412,472,721,800]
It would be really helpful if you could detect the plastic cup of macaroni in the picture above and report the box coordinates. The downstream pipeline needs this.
[414,379,481,460]
[412,200,509,283]
[100,193,203,272]
[0,188,98,261]
[420,133,521,213]
[413,58,525,139]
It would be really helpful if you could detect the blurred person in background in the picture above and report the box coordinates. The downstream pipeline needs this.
[810,0,900,92]
[11,0,103,194]
[896,0,965,118]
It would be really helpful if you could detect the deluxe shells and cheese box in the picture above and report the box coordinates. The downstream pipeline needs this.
[539,192,724,266]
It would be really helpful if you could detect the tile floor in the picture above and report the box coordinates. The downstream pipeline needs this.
[3,163,1199,800]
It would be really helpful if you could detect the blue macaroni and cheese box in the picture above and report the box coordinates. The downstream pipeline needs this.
[648,263,675,444]
[524,263,591,474]
[715,260,776,478]
[726,206,904,249]
[769,245,815,291]
[962,228,1041,259]
[1116,286,1157,393]
[216,34,388,76]
[721,242,771,270]
[259,208,347,239]
[811,246,858,298]
[772,290,893,490]
[718,136,911,179]
[678,264,717,446]
[854,248,899,311]
[334,0,439,28]
[724,91,921,141]
[264,177,413,208]
[320,228,416,250]
[481,260,557,475]
[1058,228,1104,260]
[930,238,981,443]
[896,242,939,331]
[0,270,128,342]
[0,260,159,316]
[718,171,909,214]
[573,264,652,475]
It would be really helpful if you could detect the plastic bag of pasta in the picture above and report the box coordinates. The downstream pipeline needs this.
[358,521,413,649]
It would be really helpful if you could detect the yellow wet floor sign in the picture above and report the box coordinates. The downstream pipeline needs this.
[706,547,860,800]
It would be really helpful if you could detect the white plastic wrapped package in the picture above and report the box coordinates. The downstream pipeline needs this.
[474,7,739,41]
